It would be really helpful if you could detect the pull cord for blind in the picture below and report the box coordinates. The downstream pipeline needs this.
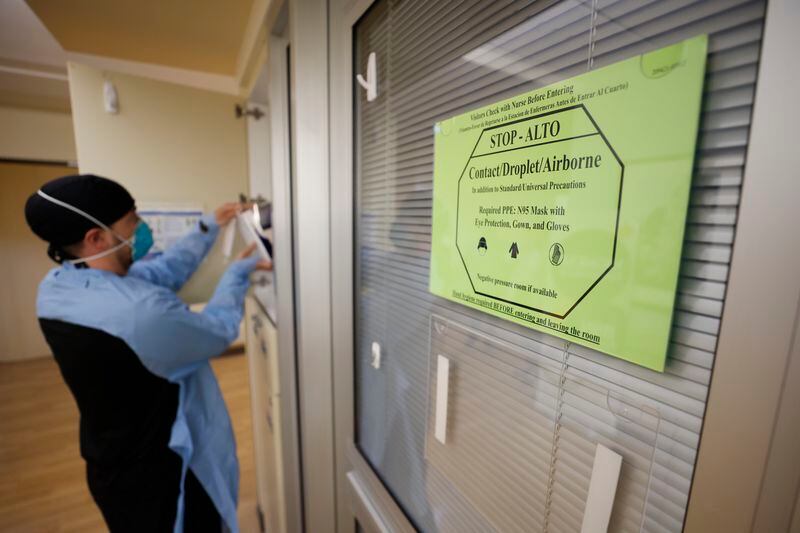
[379,0,393,372]
[542,341,571,533]
[587,0,599,71]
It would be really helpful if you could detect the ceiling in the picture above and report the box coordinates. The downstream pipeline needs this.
[0,0,67,68]
[0,0,272,113]
[26,0,257,76]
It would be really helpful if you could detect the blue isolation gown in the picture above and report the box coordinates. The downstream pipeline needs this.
[37,214,256,533]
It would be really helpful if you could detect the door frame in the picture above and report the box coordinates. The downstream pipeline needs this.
[684,1,800,530]
[267,30,305,533]
[287,0,340,529]
[330,0,399,532]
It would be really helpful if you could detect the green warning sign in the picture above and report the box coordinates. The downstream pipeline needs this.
[429,35,708,371]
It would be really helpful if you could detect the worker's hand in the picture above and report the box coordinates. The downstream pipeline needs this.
[236,243,272,271]
[214,202,249,226]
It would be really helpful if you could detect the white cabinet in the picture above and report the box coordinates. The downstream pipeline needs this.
[245,297,286,533]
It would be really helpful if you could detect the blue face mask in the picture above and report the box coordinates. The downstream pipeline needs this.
[130,220,154,262]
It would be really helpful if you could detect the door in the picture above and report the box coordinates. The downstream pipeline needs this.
[0,161,76,361]
[332,0,769,531]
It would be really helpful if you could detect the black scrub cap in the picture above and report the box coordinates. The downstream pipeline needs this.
[24,174,135,262]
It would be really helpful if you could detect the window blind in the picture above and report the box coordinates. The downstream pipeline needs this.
[354,0,765,530]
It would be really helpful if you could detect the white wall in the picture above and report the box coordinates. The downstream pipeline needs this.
[0,106,76,162]
[68,62,250,302]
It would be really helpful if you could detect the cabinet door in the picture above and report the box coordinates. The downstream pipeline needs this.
[245,298,272,523]
[262,318,287,533]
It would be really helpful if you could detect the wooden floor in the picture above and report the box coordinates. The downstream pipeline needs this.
[0,353,259,532]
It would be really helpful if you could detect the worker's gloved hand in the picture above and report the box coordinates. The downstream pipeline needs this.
[234,242,272,272]
[214,202,251,226]
[208,243,272,310]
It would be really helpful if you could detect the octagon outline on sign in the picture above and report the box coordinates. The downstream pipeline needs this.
[454,104,625,319]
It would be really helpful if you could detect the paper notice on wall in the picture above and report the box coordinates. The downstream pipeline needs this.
[138,205,204,256]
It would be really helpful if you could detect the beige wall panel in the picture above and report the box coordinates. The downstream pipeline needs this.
[67,62,249,303]
[0,162,76,361]
[0,106,76,162]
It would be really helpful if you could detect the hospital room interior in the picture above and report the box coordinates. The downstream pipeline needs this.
[0,0,798,532]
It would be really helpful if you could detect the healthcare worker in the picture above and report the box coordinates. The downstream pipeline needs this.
[24,174,269,533]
